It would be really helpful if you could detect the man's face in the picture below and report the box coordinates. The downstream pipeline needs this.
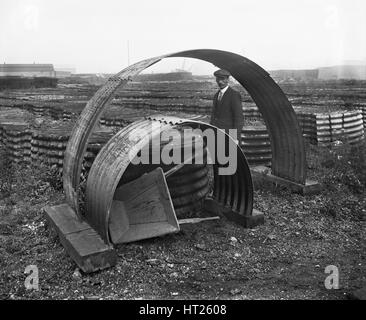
[216,76,229,89]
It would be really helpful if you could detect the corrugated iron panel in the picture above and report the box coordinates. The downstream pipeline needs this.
[85,117,253,244]
[63,49,305,218]
[240,126,272,166]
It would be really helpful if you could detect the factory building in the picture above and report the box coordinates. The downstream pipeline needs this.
[0,63,56,78]
[270,64,366,81]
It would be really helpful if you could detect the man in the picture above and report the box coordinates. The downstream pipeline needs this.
[210,69,244,143]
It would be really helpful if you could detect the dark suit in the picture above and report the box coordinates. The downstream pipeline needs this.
[210,86,244,141]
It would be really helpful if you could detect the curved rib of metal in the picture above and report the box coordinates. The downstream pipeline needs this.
[63,49,306,218]
[86,116,253,244]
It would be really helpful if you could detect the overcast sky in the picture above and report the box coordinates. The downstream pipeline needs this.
[1,0,366,74]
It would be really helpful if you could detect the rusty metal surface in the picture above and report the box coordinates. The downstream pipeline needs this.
[63,49,306,216]
[85,116,253,244]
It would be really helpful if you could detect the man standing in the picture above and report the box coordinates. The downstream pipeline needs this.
[210,69,244,143]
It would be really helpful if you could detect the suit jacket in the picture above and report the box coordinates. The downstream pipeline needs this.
[210,86,244,140]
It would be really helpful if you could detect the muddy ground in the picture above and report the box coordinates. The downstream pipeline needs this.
[0,140,365,300]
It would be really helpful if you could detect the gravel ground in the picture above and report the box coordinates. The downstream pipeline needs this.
[0,141,365,300]
[1,81,365,300]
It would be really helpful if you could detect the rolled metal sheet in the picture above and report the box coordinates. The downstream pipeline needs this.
[171,183,211,208]
[86,117,253,244]
[63,49,305,217]
[166,165,208,185]
[168,175,209,198]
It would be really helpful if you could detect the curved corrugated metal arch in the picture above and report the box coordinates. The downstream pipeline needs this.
[63,49,306,217]
[85,116,253,244]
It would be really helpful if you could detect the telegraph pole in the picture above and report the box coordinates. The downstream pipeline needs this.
[127,40,130,66]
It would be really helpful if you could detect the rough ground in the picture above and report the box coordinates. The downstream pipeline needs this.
[0,141,365,300]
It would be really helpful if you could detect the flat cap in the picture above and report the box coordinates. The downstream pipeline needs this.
[213,69,231,77]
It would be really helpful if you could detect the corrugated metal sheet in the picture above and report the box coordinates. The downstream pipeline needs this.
[296,110,365,145]
[86,116,253,244]
[240,126,272,166]
[62,49,306,218]
[0,123,32,163]
[0,122,113,181]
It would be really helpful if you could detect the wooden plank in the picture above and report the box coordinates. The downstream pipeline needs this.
[44,204,91,235]
[44,204,117,273]
[250,167,322,195]
[66,227,115,255]
[60,228,117,273]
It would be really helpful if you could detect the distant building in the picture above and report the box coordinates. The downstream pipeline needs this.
[55,66,76,78]
[270,65,366,81]
[270,69,319,81]
[55,70,72,78]
[318,65,366,80]
[135,71,193,82]
[0,63,56,78]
